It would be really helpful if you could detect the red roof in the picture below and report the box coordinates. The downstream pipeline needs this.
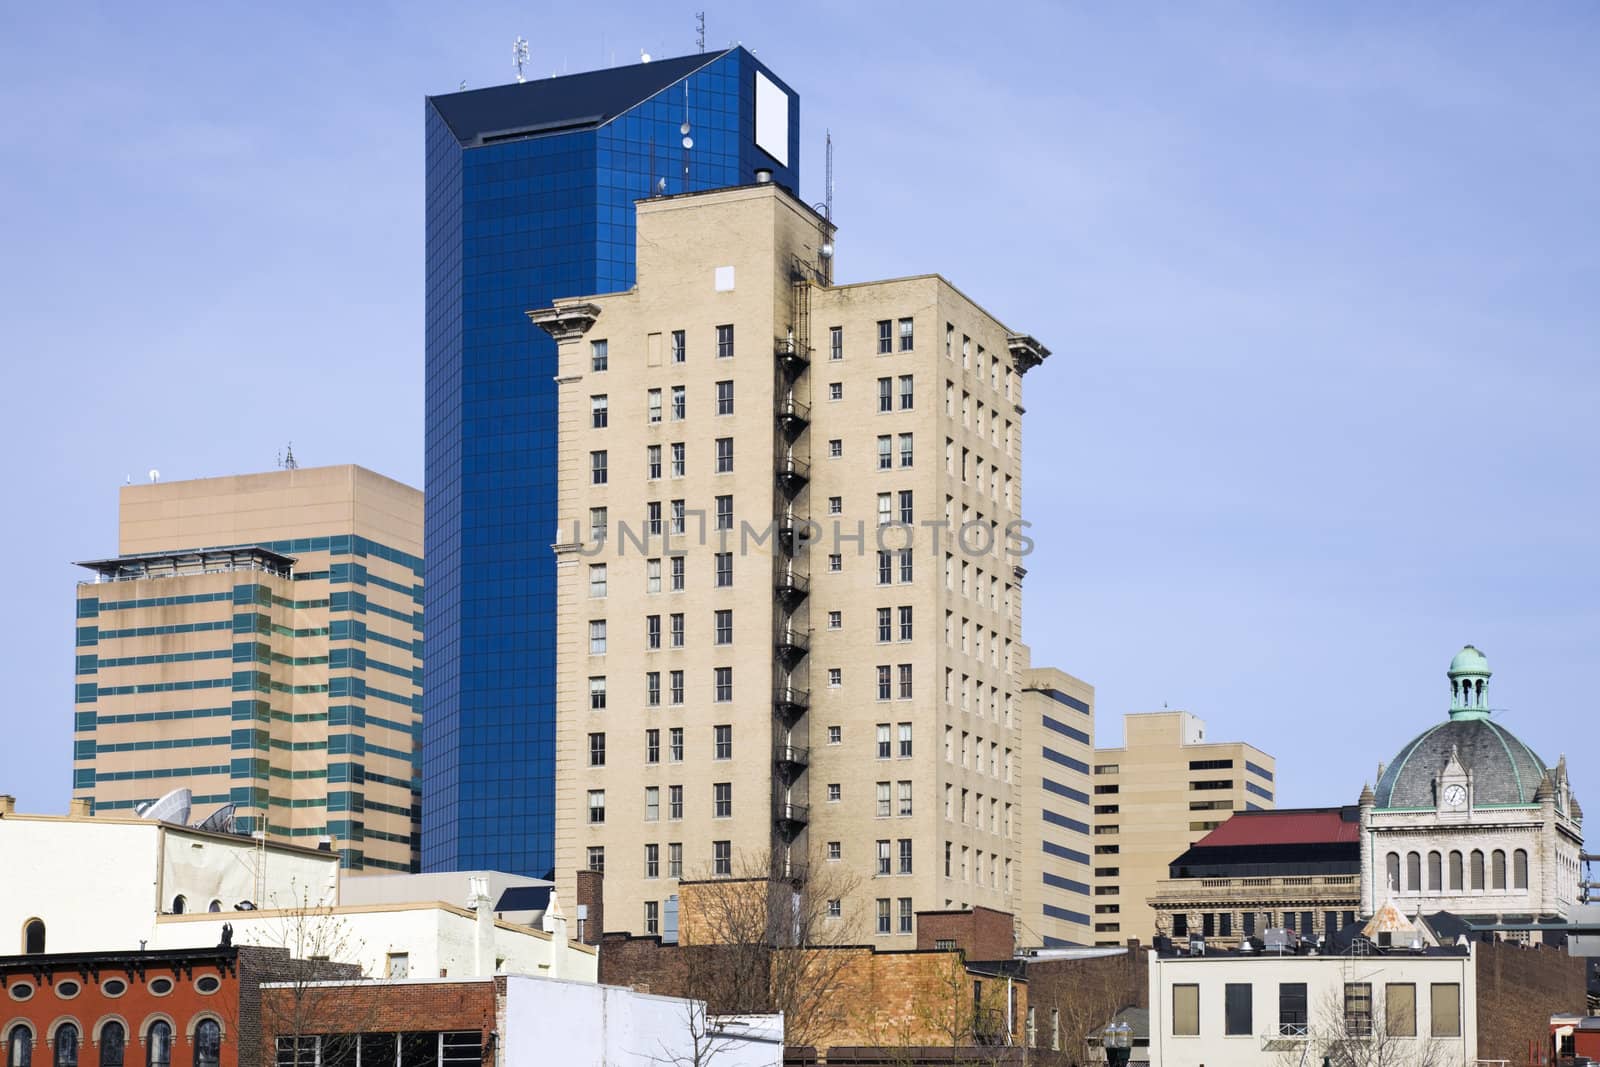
[1196,807,1359,848]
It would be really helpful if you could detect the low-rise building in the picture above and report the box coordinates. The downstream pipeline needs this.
[1148,806,1361,949]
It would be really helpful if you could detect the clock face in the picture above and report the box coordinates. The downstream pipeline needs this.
[1443,784,1467,806]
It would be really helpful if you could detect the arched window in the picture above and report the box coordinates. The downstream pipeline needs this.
[1427,851,1443,891]
[1514,849,1529,890]
[170,897,186,916]
[1405,852,1421,892]
[54,1025,78,1067]
[1385,853,1401,893]
[1470,849,1485,890]
[23,919,45,954]
[191,1022,219,1067]
[1491,850,1507,890]
[1449,851,1464,891]
[145,1024,170,1067]
[206,901,221,914]
[7,1025,31,1067]
[98,1023,124,1067]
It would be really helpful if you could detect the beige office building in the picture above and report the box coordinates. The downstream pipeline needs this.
[1089,710,1275,945]
[73,465,423,872]
[1015,664,1097,947]
[533,181,1062,941]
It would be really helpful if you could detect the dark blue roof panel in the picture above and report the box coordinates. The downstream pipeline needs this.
[428,50,731,147]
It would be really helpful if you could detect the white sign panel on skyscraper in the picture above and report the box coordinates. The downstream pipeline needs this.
[754,70,789,167]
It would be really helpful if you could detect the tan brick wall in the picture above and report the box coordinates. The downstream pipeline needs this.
[915,906,1015,961]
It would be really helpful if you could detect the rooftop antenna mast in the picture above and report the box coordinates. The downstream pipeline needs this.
[695,12,706,53]
[513,36,530,83]
[824,130,833,225]
[282,442,298,471]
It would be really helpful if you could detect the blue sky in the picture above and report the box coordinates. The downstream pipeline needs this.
[2,3,1596,815]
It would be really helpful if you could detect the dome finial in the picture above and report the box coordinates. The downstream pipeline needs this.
[1447,644,1491,720]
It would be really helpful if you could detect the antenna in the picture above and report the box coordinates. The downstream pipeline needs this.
[513,36,530,83]
[282,442,298,471]
[825,130,834,225]
[459,80,466,91]
[695,12,706,53]
[148,468,161,484]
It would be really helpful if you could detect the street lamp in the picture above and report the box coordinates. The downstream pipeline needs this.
[1101,1020,1132,1067]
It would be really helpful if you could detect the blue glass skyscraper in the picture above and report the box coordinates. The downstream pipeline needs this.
[423,49,801,875]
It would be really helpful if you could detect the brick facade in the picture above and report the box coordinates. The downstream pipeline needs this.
[574,870,603,946]
[235,948,362,1067]
[1018,943,1147,1065]
[257,978,501,1066]
[915,907,1015,961]
[1475,939,1586,1064]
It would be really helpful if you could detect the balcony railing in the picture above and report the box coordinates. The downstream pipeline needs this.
[775,568,809,608]
[773,686,810,720]
[775,456,810,495]
[775,628,810,666]
[775,397,810,437]
[774,743,810,774]
[774,802,810,829]
[775,338,810,375]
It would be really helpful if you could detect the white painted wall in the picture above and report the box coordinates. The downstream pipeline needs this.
[503,976,781,1067]
[1147,948,1477,1066]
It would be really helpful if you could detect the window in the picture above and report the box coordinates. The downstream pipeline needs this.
[1407,851,1421,892]
[714,666,732,701]
[711,724,734,760]
[670,499,685,535]
[877,665,893,700]
[591,394,608,428]
[589,620,607,654]
[669,613,684,648]
[645,729,660,763]
[877,320,893,354]
[670,728,684,761]
[1492,848,1507,890]
[1428,850,1442,890]
[877,435,893,470]
[877,551,893,584]
[898,781,912,816]
[1344,983,1372,1036]
[98,1024,124,1067]
[877,723,892,758]
[591,339,609,371]
[1222,985,1248,1036]
[714,609,733,645]
[671,329,686,363]
[647,501,662,535]
[587,790,605,823]
[716,324,735,358]
[900,549,914,582]
[898,317,914,351]
[715,552,733,587]
[899,433,914,467]
[646,445,662,480]
[671,385,686,420]
[1514,848,1529,889]
[588,732,606,766]
[878,377,893,412]
[715,495,733,531]
[1449,850,1464,890]
[899,374,914,409]
[648,388,662,423]
[55,1025,78,1067]
[669,671,683,705]
[899,490,914,523]
[876,899,891,934]
[828,438,842,458]
[829,553,843,573]
[588,563,607,599]
[876,840,891,875]
[898,663,913,698]
[1386,983,1416,1037]
[644,900,660,933]
[587,846,605,873]
[1279,982,1308,1035]
[645,615,661,650]
[669,784,683,819]
[1430,983,1460,1037]
[829,382,843,402]
[644,787,659,822]
[828,495,842,515]
[827,668,842,687]
[590,450,608,485]
[713,782,732,818]
[713,841,732,876]
[671,442,685,478]
[590,507,608,541]
[668,842,683,878]
[715,380,734,415]
[646,558,662,594]
[670,556,685,592]
[898,722,912,757]
[898,897,913,933]
[8,1027,31,1067]
[715,437,733,473]
[644,672,660,707]
[827,611,842,630]
[1172,984,1199,1036]
[827,725,842,745]
[1471,849,1485,890]
[878,493,892,526]
[827,783,841,802]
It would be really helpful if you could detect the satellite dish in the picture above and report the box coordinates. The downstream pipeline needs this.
[136,787,192,826]
[194,803,237,834]
[640,50,652,63]
[682,136,694,150]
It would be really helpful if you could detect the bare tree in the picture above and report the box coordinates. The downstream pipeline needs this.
[910,951,1018,1066]
[658,848,863,1064]
[244,883,372,1067]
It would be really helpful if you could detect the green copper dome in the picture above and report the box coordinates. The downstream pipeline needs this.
[1448,644,1490,678]
[1447,644,1491,720]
